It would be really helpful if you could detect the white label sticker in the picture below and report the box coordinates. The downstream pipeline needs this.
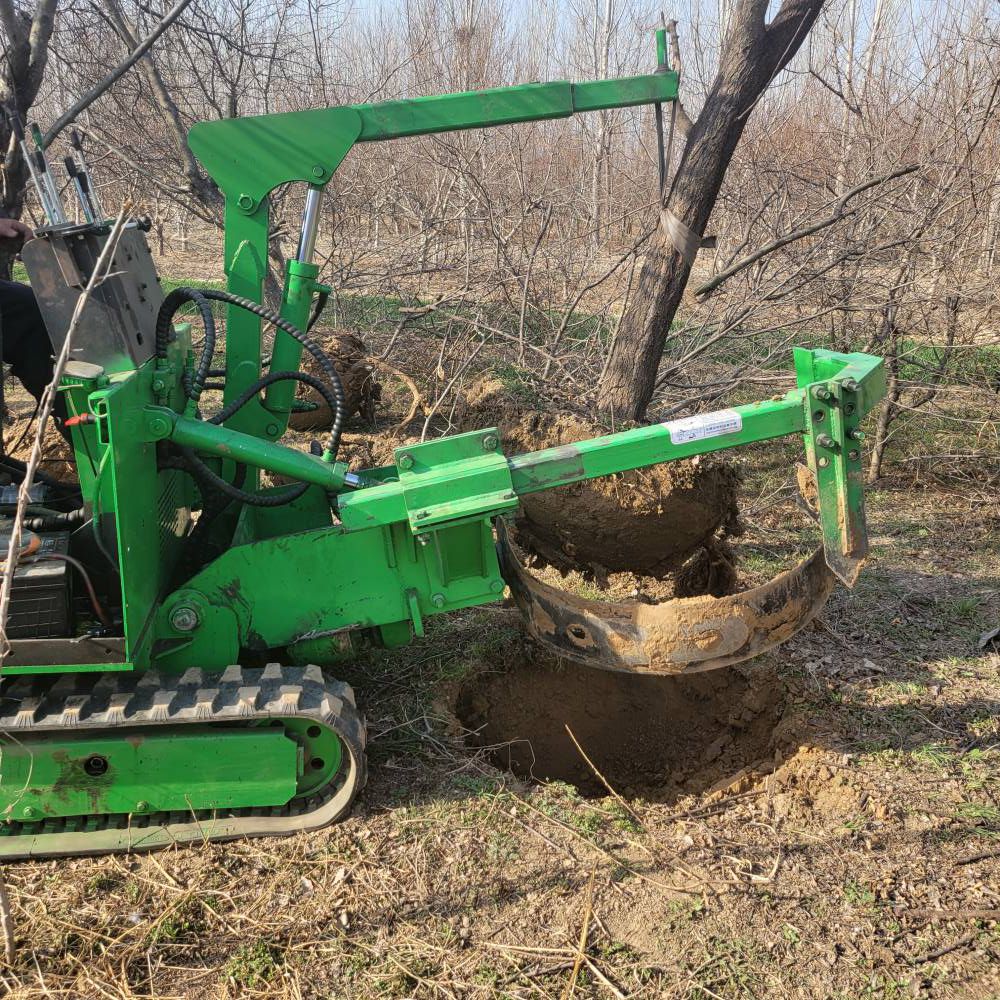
[662,408,742,445]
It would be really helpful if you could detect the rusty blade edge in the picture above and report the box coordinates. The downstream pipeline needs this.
[497,520,836,676]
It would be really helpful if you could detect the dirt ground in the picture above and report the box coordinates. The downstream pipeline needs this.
[1,449,997,997]
[1,348,999,998]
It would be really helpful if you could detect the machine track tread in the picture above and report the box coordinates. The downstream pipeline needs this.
[0,664,366,859]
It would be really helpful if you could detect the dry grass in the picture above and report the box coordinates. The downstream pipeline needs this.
[0,479,996,998]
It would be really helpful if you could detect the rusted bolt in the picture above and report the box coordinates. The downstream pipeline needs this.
[398,453,414,470]
[431,593,446,608]
[170,605,200,632]
[482,434,498,451]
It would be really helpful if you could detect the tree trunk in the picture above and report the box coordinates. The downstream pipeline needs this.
[0,0,58,278]
[596,0,826,420]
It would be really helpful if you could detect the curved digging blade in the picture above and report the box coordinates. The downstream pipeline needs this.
[498,521,836,675]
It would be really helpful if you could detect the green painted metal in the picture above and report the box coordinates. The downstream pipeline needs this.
[0,729,297,822]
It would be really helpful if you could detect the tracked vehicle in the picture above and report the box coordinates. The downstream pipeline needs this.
[0,35,885,857]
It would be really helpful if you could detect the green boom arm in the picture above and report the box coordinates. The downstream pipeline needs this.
[184,68,678,437]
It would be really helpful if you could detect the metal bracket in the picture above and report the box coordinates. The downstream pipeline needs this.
[394,428,519,534]
[803,377,869,586]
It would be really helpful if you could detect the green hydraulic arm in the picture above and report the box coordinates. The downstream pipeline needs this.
[184,69,679,438]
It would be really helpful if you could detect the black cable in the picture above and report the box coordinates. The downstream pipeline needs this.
[154,287,217,408]
[196,289,346,460]
[0,454,80,496]
[207,369,340,456]
[154,288,345,506]
[178,445,308,508]
[307,290,329,332]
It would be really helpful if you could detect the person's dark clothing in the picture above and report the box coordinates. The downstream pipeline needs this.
[0,278,69,432]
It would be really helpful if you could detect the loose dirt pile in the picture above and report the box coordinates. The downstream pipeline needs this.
[459,378,740,587]
[456,639,789,802]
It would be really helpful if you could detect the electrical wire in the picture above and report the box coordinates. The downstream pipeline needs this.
[22,552,112,627]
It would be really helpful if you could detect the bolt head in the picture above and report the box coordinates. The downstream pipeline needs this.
[237,193,255,211]
[170,605,200,632]
[266,423,280,437]
[398,453,414,470]
[417,534,431,546]
[841,378,860,392]
[312,165,325,178]
[148,416,170,438]
[22,806,36,819]
[812,385,832,401]
[431,593,446,608]
[816,433,836,449]
[848,449,860,461]
[818,457,830,468]
[482,434,498,452]
[151,377,166,393]
[135,801,149,812]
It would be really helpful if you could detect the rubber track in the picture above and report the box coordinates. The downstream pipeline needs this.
[0,664,367,859]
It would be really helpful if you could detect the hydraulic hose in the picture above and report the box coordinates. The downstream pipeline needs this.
[178,445,308,508]
[196,289,346,460]
[155,287,346,506]
[154,287,217,408]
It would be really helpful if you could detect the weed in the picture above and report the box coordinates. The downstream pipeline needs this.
[843,879,877,910]
[224,941,281,989]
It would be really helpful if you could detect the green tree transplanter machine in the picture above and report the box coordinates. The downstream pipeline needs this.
[0,34,885,857]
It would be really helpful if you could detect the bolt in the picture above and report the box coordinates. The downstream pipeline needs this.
[431,593,446,608]
[266,423,280,437]
[22,806,36,819]
[816,433,836,449]
[417,534,431,546]
[170,605,201,632]
[841,378,860,392]
[398,453,414,470]
[237,193,255,211]
[848,449,860,461]
[844,403,856,415]
[147,415,170,438]
[482,434,498,451]
[818,457,830,468]
[151,377,166,393]
[490,580,505,594]
[503,491,516,500]
[849,428,866,441]
[416,509,429,519]
[312,165,325,178]
[135,801,149,812]
[812,385,832,402]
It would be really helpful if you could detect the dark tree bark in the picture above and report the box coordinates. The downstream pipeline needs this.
[0,0,58,278]
[596,0,826,420]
